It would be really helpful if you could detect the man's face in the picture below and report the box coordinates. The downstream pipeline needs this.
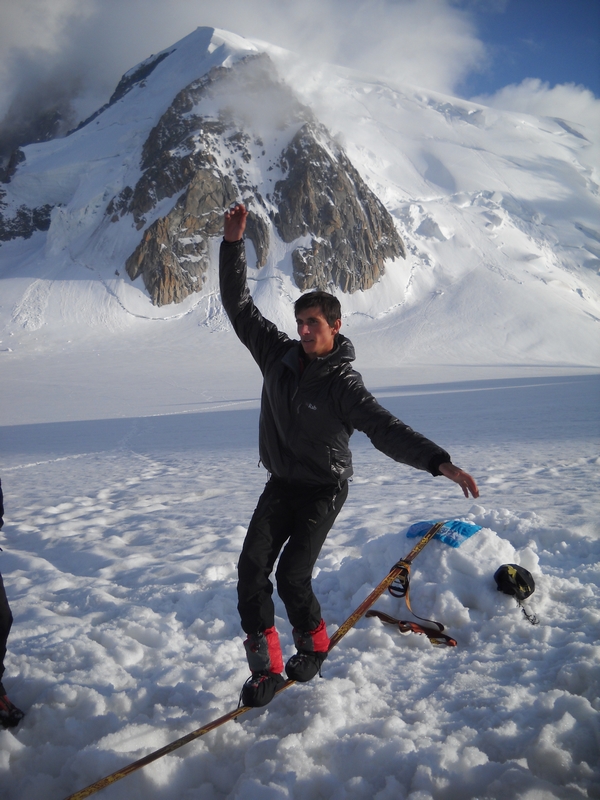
[296,306,341,360]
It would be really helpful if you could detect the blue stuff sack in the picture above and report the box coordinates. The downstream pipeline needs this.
[406,519,482,548]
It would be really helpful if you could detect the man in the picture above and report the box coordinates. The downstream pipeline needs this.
[220,203,479,708]
[0,479,25,729]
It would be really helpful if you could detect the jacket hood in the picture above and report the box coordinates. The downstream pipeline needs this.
[334,334,356,363]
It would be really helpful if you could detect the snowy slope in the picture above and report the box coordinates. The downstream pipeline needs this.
[0,26,599,800]
[1,374,599,800]
[294,71,600,368]
[0,26,599,369]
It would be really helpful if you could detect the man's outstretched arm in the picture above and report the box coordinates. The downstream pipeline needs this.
[438,462,479,498]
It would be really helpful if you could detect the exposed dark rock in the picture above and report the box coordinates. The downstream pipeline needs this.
[274,123,405,293]
[110,51,173,105]
[0,156,54,242]
[245,210,270,268]
[106,186,133,222]
[0,49,404,304]
[130,117,228,227]
[0,104,71,171]
[0,202,53,242]
[126,169,238,305]
[113,52,403,305]
[122,54,290,305]
[0,149,26,184]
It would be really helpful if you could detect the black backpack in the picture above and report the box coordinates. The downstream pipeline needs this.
[494,563,535,599]
[494,564,538,624]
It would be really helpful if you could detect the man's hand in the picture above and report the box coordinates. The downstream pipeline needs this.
[439,462,480,499]
[224,203,248,242]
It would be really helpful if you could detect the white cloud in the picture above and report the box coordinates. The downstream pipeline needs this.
[476,78,600,131]
[475,78,600,170]
[4,0,596,172]
[0,0,486,145]
[218,0,486,94]
[0,0,91,55]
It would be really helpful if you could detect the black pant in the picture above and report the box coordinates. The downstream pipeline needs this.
[0,572,13,696]
[238,477,348,635]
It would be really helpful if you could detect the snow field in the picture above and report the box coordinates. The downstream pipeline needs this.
[0,371,598,799]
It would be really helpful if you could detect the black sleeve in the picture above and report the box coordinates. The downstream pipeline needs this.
[0,479,4,529]
[219,239,291,373]
[337,372,451,476]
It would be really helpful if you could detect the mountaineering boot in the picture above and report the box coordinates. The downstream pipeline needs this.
[240,626,284,707]
[240,671,285,707]
[285,619,330,682]
[285,650,327,682]
[0,695,24,729]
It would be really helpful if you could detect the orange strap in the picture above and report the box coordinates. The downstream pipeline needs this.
[366,609,457,647]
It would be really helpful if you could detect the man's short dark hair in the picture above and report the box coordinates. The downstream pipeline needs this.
[294,291,341,326]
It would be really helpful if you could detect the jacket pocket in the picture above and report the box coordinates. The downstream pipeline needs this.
[328,445,353,481]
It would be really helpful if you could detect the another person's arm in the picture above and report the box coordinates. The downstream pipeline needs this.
[438,462,479,498]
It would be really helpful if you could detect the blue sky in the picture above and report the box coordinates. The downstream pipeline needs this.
[460,0,600,97]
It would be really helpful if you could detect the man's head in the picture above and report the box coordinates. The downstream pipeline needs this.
[295,291,342,326]
[294,291,342,360]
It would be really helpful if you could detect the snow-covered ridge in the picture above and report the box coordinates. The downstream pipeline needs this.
[0,25,599,367]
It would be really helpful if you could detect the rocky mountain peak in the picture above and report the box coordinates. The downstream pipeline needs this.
[0,42,405,308]
[116,52,404,305]
[274,123,405,293]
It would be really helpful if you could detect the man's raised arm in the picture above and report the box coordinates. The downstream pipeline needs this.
[224,203,248,243]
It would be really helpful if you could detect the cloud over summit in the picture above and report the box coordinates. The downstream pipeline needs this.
[0,0,597,165]
[0,0,484,161]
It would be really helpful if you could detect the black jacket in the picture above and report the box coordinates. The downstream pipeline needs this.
[219,239,451,486]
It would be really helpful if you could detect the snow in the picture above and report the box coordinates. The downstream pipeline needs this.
[0,26,599,800]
